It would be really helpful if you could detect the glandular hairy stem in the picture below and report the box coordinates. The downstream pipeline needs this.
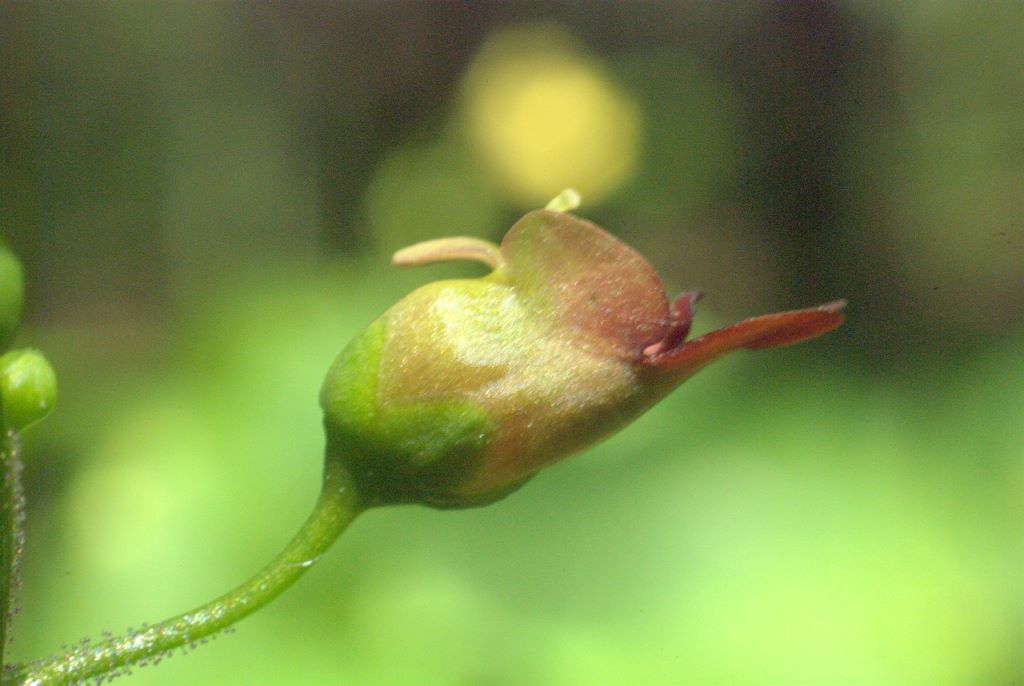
[8,457,363,686]
[1,431,26,674]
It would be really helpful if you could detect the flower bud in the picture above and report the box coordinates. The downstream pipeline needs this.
[321,199,844,508]
[0,242,24,349]
[0,348,57,432]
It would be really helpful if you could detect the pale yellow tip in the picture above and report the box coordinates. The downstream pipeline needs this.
[545,188,582,213]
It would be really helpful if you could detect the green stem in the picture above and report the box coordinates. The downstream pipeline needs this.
[1,431,25,671]
[10,457,363,686]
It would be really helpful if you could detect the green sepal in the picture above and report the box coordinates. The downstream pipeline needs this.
[0,243,24,349]
[321,319,500,508]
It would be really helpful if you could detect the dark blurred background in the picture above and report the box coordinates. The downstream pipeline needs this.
[2,2,1022,684]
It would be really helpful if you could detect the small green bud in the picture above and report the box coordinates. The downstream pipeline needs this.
[321,193,845,509]
[0,348,57,432]
[0,242,25,348]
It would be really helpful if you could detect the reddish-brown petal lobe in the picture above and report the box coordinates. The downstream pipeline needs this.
[642,291,703,357]
[647,300,846,373]
[501,210,669,358]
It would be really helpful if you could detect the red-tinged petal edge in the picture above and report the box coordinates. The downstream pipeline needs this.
[645,300,846,373]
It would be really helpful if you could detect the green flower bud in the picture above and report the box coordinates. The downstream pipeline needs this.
[0,348,57,432]
[321,198,844,509]
[0,242,24,348]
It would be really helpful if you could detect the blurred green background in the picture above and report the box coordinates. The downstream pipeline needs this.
[2,2,1022,684]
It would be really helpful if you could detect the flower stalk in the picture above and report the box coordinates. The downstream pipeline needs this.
[6,458,363,686]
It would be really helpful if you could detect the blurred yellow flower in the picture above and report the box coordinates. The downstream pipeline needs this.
[460,24,640,206]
